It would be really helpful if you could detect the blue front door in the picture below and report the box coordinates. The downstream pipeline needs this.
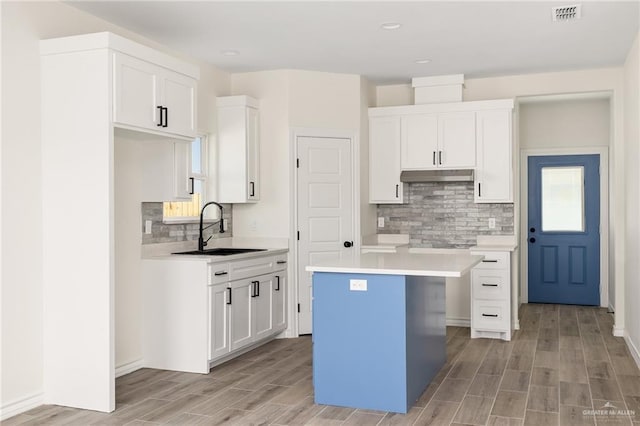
[528,155,600,305]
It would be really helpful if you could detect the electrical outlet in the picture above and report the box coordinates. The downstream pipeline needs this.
[488,218,496,229]
[250,220,257,232]
[144,220,152,234]
[222,218,228,231]
[378,217,385,228]
[349,279,367,291]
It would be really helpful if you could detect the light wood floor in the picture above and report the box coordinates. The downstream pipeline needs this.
[6,305,640,425]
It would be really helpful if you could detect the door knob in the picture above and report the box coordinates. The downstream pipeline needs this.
[529,237,536,243]
[343,241,353,248]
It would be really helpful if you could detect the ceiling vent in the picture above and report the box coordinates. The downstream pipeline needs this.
[552,4,582,21]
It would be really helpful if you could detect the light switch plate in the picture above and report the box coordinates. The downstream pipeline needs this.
[350,279,367,291]
[144,220,152,234]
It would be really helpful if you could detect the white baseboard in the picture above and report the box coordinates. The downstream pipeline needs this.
[624,332,640,370]
[613,326,625,337]
[1,391,44,421]
[446,317,470,327]
[115,359,144,378]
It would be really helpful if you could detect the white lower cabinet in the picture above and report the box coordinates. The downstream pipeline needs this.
[229,279,255,351]
[470,250,512,341]
[143,251,288,374]
[212,253,288,362]
[228,274,274,352]
[273,273,287,331]
[209,284,231,361]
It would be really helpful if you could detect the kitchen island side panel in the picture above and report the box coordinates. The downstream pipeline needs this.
[312,272,409,413]
[405,275,446,406]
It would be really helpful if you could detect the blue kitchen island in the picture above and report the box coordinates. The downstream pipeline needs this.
[306,252,482,414]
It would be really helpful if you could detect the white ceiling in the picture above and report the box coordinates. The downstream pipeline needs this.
[68,1,639,84]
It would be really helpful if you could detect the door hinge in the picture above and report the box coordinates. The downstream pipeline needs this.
[297,303,301,313]
[296,158,299,168]
[297,231,300,240]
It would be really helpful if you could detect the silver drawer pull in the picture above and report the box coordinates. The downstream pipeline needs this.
[214,271,228,276]
[482,313,499,317]
[482,283,498,287]
[482,259,498,263]
[276,260,287,264]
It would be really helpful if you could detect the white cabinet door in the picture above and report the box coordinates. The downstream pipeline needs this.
[217,97,260,203]
[246,106,260,201]
[272,273,286,332]
[369,116,403,204]
[229,280,253,351]
[173,141,192,200]
[161,72,197,138]
[253,276,273,341]
[475,109,512,203]
[438,112,476,169]
[401,114,438,170]
[113,53,160,130]
[209,284,230,361]
[113,53,197,139]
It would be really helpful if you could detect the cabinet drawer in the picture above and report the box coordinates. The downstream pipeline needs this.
[228,256,276,281]
[273,254,288,272]
[210,263,231,285]
[471,251,509,270]
[472,269,509,301]
[472,300,510,331]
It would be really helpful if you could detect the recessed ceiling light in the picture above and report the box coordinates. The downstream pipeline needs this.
[415,59,432,64]
[380,22,402,30]
[221,49,239,56]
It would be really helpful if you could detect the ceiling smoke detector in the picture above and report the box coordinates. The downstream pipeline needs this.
[552,4,582,21]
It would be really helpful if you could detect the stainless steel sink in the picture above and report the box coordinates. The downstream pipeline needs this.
[172,248,267,256]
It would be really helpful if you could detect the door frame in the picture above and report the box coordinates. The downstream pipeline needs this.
[520,147,609,307]
[289,127,360,336]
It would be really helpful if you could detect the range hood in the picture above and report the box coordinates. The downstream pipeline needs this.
[400,169,474,183]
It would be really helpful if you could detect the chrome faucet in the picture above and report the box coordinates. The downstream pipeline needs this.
[198,201,225,251]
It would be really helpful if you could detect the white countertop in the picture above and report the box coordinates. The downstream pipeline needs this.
[471,235,518,252]
[305,252,483,278]
[361,233,410,250]
[141,237,289,263]
[470,244,518,252]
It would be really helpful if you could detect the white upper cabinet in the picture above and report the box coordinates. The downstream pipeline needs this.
[114,53,197,138]
[369,116,404,204]
[369,99,513,204]
[475,109,513,203]
[173,141,192,200]
[217,96,260,203]
[401,114,438,170]
[438,112,476,169]
[401,112,475,170]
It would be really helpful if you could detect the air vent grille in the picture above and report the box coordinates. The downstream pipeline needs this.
[552,4,582,21]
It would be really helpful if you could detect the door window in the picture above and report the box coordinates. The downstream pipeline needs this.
[541,166,585,232]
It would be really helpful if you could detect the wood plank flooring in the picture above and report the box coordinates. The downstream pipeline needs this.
[7,305,640,425]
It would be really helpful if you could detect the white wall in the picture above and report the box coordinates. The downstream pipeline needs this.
[0,1,230,415]
[519,98,610,149]
[624,32,640,364]
[376,83,414,107]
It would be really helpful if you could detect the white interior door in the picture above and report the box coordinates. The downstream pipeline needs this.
[297,136,353,335]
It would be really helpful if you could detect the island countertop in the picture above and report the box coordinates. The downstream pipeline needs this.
[305,252,483,278]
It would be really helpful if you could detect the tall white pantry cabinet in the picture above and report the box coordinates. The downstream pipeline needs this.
[40,32,198,412]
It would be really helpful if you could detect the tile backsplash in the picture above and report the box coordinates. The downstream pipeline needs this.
[377,182,514,248]
[141,202,233,245]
